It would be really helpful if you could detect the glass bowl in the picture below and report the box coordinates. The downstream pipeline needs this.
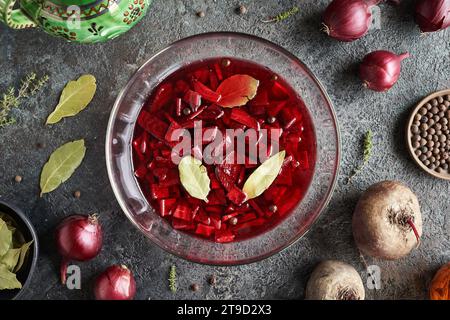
[106,32,340,265]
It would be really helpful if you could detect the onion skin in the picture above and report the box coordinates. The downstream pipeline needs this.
[322,0,381,42]
[429,262,450,300]
[415,0,450,33]
[55,214,103,284]
[359,50,410,92]
[94,265,136,300]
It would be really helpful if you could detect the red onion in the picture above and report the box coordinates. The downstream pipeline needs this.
[415,0,450,32]
[94,265,136,300]
[359,50,410,92]
[55,214,103,284]
[322,0,382,42]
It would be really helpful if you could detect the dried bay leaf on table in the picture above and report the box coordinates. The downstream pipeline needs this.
[0,264,22,290]
[46,74,97,124]
[243,151,286,199]
[40,139,86,196]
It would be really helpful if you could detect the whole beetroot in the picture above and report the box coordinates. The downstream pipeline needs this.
[305,260,365,300]
[353,181,422,260]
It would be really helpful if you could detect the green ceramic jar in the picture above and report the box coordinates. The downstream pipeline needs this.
[0,0,151,43]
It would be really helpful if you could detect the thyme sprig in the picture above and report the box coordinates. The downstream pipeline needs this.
[347,130,373,184]
[261,6,299,23]
[169,265,177,293]
[0,72,49,128]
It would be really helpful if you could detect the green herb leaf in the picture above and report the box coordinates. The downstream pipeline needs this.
[243,151,286,199]
[0,248,20,271]
[46,74,97,125]
[0,264,22,290]
[14,241,33,273]
[178,156,211,201]
[0,219,12,257]
[216,75,259,108]
[40,139,86,196]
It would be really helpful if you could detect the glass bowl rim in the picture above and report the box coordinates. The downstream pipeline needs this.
[105,31,341,266]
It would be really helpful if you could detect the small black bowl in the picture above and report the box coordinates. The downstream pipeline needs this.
[0,200,38,300]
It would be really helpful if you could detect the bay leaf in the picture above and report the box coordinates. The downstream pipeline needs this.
[216,74,259,108]
[178,156,211,201]
[0,264,22,290]
[40,139,86,196]
[243,151,286,200]
[14,241,33,273]
[0,219,12,257]
[46,74,97,124]
[0,248,20,271]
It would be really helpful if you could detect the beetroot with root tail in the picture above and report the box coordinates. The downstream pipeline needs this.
[352,181,422,260]
[305,260,365,300]
[55,214,103,284]
[359,50,410,92]
[94,265,136,300]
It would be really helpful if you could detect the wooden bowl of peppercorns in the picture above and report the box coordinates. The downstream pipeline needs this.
[407,89,450,180]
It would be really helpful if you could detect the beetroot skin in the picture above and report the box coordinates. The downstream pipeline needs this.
[352,181,422,260]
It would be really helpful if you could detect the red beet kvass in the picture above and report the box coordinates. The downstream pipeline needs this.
[132,57,316,243]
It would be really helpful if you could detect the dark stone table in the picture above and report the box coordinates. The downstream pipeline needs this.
[0,0,449,300]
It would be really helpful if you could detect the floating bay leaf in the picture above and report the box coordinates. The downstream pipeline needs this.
[46,74,97,124]
[14,241,33,273]
[216,75,259,108]
[0,264,22,290]
[243,151,286,199]
[178,156,211,201]
[0,219,12,257]
[40,139,86,196]
[0,248,20,271]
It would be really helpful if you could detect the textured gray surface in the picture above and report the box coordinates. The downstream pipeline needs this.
[0,0,449,300]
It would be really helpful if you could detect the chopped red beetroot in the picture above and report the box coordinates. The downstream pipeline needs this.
[250,88,269,106]
[227,186,247,206]
[137,111,169,141]
[193,80,222,103]
[209,71,219,90]
[173,201,193,221]
[213,63,223,81]
[202,126,219,144]
[195,224,215,238]
[175,98,183,116]
[149,83,173,113]
[198,104,224,120]
[194,209,211,225]
[150,184,170,200]
[267,100,287,117]
[183,90,202,111]
[230,108,260,130]
[207,189,227,206]
[134,165,147,179]
[193,68,210,84]
[270,81,289,100]
[209,213,222,230]
[175,79,189,94]
[158,198,177,217]
[215,229,235,243]
[132,57,316,242]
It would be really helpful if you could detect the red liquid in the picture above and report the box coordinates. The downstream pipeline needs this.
[132,58,316,243]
